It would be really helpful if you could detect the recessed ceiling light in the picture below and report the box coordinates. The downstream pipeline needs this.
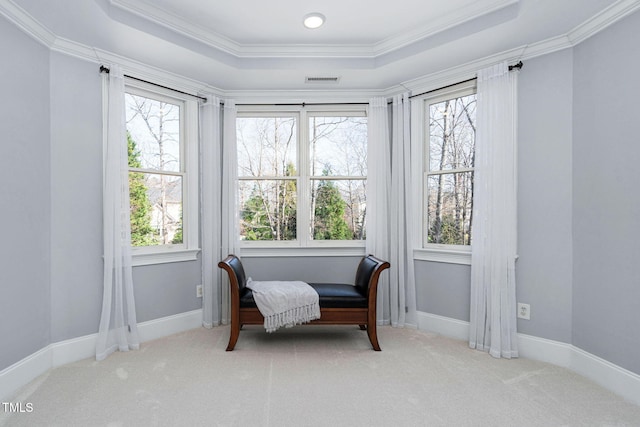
[303,13,325,29]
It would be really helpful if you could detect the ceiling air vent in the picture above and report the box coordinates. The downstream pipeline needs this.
[305,76,340,84]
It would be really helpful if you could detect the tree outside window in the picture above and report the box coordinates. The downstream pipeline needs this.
[125,92,184,247]
[237,110,367,244]
[427,93,476,246]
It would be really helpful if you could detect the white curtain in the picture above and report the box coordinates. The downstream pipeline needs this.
[200,94,221,328]
[97,65,140,361]
[389,93,417,327]
[469,61,519,359]
[367,98,391,325]
[201,98,239,327]
[219,100,240,325]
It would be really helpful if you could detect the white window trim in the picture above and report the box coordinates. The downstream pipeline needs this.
[124,79,200,266]
[237,104,368,252]
[241,246,366,258]
[410,80,477,265]
[414,247,472,265]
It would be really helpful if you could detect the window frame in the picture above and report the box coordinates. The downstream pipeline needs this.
[411,80,477,265]
[123,79,200,266]
[236,104,368,255]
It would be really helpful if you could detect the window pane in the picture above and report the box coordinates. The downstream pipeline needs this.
[309,116,367,177]
[237,117,297,177]
[311,179,366,241]
[239,179,297,241]
[427,172,473,245]
[129,172,182,246]
[429,94,476,172]
[126,94,181,172]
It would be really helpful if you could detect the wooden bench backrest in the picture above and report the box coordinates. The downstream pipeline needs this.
[219,254,247,293]
[219,253,389,296]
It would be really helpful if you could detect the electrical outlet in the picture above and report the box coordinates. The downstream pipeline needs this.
[196,285,203,298]
[517,303,530,320]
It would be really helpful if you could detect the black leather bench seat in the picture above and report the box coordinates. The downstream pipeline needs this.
[239,283,367,309]
[219,253,390,351]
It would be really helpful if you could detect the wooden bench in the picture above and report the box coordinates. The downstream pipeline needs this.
[218,254,390,351]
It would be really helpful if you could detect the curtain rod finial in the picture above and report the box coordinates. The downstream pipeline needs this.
[509,61,523,71]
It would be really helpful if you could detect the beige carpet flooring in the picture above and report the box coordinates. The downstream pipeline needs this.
[2,325,640,426]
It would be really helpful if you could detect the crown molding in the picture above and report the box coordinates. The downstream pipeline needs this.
[47,35,225,99]
[108,0,242,57]
[223,89,384,105]
[399,0,640,97]
[568,0,640,45]
[400,46,526,95]
[0,0,55,47]
[109,0,518,59]
[3,0,640,95]
[372,0,518,57]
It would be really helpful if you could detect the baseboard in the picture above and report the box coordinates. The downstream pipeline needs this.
[415,311,640,407]
[516,333,573,368]
[4,310,638,408]
[416,311,469,341]
[571,346,640,407]
[0,309,203,402]
[0,346,52,404]
[136,309,203,343]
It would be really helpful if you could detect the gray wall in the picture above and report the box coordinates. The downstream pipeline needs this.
[516,49,574,343]
[572,11,640,374]
[414,48,576,344]
[47,52,203,342]
[133,257,203,323]
[49,52,104,342]
[415,261,470,322]
[3,4,640,378]
[0,16,203,370]
[413,12,640,375]
[0,17,51,369]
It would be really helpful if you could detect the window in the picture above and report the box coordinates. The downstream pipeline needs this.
[236,107,367,249]
[124,82,199,265]
[423,83,477,251]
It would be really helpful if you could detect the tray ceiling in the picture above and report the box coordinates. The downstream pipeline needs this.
[2,0,636,92]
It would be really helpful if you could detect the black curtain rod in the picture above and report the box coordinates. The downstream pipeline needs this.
[509,61,524,71]
[100,60,522,107]
[234,101,368,107]
[100,65,208,102]
[408,61,523,100]
[238,61,524,107]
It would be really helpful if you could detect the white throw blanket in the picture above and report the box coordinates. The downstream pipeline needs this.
[246,278,321,332]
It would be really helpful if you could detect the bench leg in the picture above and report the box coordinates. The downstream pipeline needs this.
[226,322,240,351]
[358,324,366,330]
[367,322,381,351]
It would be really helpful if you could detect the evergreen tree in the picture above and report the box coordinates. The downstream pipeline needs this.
[428,214,464,245]
[241,191,273,241]
[313,180,350,240]
[128,133,159,246]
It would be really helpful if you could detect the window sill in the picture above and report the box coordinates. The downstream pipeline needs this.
[132,248,200,266]
[240,245,366,258]
[414,247,471,265]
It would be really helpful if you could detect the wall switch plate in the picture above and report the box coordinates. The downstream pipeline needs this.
[196,285,203,298]
[517,303,530,320]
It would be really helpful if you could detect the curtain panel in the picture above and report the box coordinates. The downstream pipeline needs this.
[469,62,519,359]
[367,98,391,324]
[219,100,240,325]
[389,93,417,327]
[97,65,140,361]
[201,99,239,327]
[200,95,221,328]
